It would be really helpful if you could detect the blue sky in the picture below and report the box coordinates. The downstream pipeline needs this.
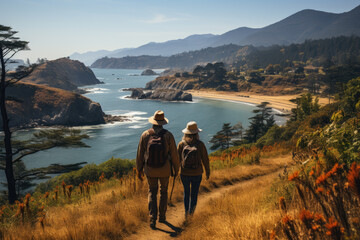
[1,0,359,61]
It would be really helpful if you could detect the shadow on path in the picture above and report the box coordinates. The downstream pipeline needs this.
[154,221,183,237]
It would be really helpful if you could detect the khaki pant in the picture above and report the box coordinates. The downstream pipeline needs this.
[146,176,169,221]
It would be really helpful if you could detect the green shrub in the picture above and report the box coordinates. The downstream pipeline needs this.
[35,157,135,193]
[256,125,285,148]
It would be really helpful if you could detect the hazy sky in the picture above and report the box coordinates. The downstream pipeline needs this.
[1,0,359,62]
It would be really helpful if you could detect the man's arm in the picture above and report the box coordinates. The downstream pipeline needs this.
[177,141,183,165]
[136,132,146,178]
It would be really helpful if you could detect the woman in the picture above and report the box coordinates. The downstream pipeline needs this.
[177,121,210,217]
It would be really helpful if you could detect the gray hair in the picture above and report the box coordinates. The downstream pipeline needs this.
[182,133,199,143]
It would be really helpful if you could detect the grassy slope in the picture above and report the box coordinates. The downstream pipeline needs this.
[1,150,291,240]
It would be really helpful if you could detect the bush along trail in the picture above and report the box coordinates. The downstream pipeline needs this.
[0,143,290,240]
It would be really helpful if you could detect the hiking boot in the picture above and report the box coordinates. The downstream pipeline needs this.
[159,217,166,223]
[150,220,156,229]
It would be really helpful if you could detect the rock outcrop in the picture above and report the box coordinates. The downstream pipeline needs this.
[141,69,157,76]
[3,82,106,129]
[145,76,197,91]
[125,88,192,101]
[22,58,102,92]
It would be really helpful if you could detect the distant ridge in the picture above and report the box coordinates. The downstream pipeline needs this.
[240,6,360,46]
[91,36,360,69]
[72,5,360,65]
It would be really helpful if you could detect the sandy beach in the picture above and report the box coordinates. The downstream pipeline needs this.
[189,90,330,114]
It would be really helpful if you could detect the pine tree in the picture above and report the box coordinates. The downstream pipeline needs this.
[245,102,275,143]
[210,123,233,150]
[0,25,89,203]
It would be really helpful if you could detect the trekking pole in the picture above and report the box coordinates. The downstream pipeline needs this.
[168,175,176,207]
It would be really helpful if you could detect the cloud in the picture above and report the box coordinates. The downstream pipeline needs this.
[143,14,180,24]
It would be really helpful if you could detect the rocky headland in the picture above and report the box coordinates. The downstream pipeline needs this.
[124,88,192,101]
[3,82,128,129]
[22,58,103,93]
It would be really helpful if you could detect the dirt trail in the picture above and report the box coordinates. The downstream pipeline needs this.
[124,166,287,240]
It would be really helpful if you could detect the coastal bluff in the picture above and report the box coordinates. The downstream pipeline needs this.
[22,58,102,92]
[3,82,107,129]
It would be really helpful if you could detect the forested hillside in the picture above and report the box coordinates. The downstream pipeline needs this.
[91,36,360,70]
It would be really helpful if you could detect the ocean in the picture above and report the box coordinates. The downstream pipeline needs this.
[1,68,285,184]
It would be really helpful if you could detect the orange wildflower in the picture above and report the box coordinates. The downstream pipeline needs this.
[288,171,299,181]
[328,163,342,176]
[316,173,327,185]
[61,181,66,195]
[347,162,360,197]
[24,193,31,208]
[282,214,292,225]
[44,192,50,199]
[15,203,25,220]
[325,218,344,237]
[299,209,314,229]
[316,187,324,193]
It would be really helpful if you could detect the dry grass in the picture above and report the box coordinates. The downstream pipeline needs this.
[178,173,282,240]
[1,179,149,240]
[0,151,292,240]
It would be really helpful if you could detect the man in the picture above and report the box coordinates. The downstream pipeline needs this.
[136,110,180,229]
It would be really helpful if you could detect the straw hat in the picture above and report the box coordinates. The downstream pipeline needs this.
[148,110,169,125]
[182,121,202,134]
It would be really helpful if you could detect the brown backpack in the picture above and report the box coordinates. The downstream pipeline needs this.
[145,128,167,168]
[181,140,201,169]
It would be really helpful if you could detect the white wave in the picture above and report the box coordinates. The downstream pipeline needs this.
[74,121,130,130]
[128,124,146,129]
[123,111,148,117]
[89,88,110,91]
[119,95,131,100]
[105,110,148,118]
[85,87,110,94]
[132,116,148,121]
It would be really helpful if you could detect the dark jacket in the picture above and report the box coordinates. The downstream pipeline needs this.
[136,126,180,178]
[177,139,210,177]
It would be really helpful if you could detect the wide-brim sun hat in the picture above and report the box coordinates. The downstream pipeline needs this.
[182,121,202,134]
[148,110,169,125]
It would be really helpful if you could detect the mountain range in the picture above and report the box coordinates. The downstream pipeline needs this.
[71,5,360,66]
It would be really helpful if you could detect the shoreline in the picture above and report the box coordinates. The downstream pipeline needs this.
[188,90,329,114]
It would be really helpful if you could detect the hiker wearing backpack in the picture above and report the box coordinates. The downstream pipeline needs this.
[177,121,210,218]
[136,110,180,229]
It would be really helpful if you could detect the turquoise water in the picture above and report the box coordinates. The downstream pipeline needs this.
[4,68,285,173]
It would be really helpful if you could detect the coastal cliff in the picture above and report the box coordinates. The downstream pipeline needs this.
[22,58,102,92]
[3,82,106,129]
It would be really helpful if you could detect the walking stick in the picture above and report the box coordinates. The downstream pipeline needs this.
[168,175,176,207]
